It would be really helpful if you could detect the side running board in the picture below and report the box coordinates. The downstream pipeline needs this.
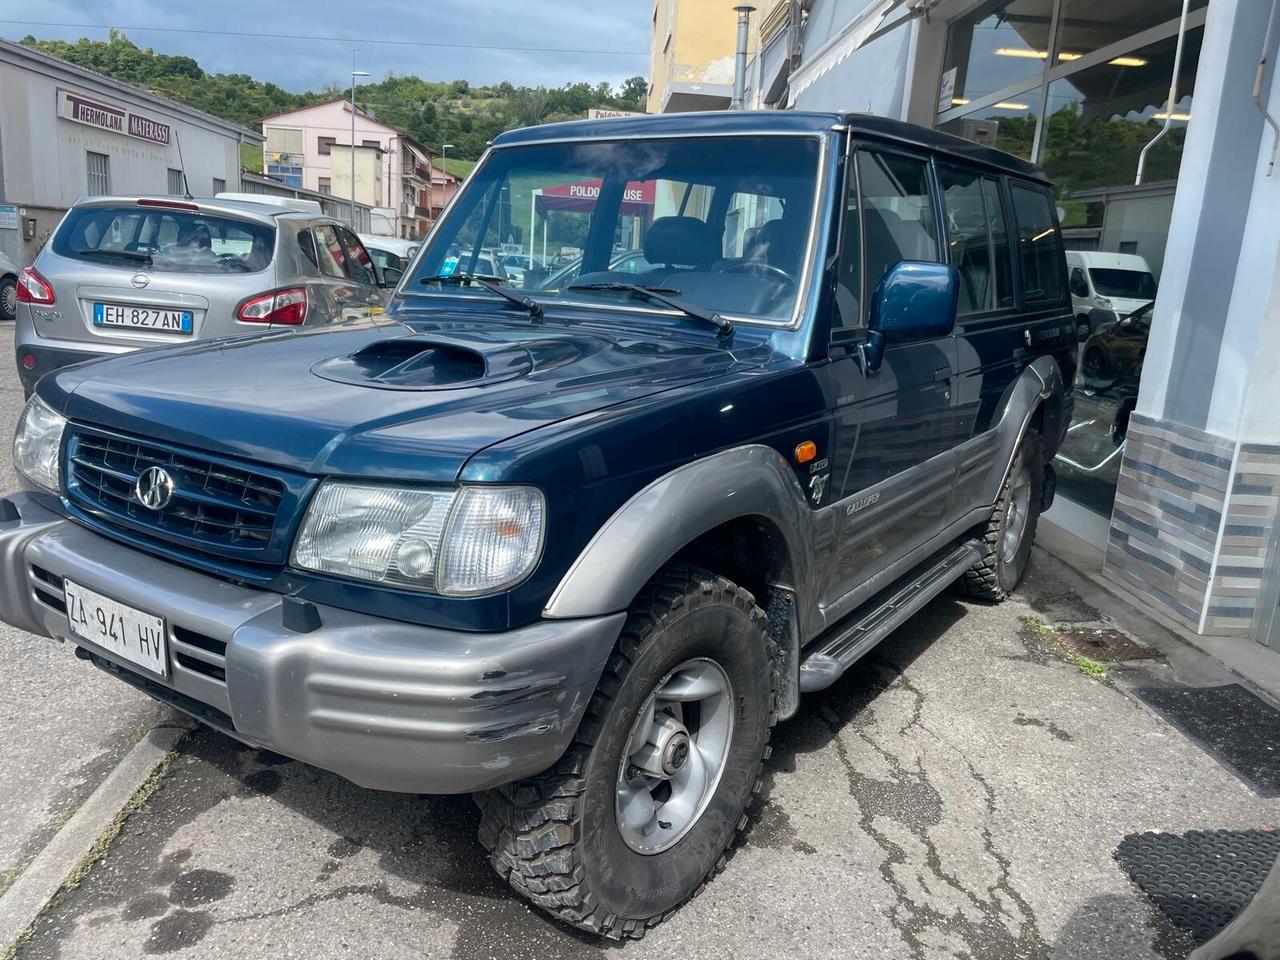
[798,539,984,693]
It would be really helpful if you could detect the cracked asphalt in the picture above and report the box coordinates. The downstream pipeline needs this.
[2,337,1278,959]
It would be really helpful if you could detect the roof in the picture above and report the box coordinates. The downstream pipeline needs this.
[258,98,396,132]
[0,39,262,142]
[492,110,1046,182]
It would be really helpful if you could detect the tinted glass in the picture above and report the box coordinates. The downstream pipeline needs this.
[858,150,939,299]
[410,136,822,324]
[983,178,1015,308]
[938,99,1038,161]
[312,225,347,279]
[833,161,862,335]
[53,206,274,274]
[941,0,1055,109]
[940,165,1015,314]
[1089,268,1156,299]
[1009,182,1066,303]
[1054,0,1205,63]
[336,227,376,286]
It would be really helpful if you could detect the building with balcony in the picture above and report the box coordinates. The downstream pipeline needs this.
[259,100,437,238]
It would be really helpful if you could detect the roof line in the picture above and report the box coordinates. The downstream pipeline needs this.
[0,38,262,141]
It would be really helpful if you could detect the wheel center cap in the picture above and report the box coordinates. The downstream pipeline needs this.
[662,732,691,776]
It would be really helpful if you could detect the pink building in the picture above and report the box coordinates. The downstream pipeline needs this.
[258,99,436,239]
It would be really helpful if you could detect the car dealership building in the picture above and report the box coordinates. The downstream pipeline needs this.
[732,0,1280,653]
[0,38,261,268]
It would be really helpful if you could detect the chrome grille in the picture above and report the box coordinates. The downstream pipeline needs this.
[66,431,285,551]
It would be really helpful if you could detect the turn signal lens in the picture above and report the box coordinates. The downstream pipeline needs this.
[795,441,818,464]
[16,267,55,305]
[236,287,307,325]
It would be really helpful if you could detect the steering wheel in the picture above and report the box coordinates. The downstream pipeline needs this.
[718,260,794,286]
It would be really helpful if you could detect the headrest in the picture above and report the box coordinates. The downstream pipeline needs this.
[644,216,719,269]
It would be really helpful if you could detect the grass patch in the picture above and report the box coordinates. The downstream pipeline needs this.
[1021,616,1109,681]
[0,750,178,960]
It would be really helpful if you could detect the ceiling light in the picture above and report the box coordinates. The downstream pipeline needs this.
[996,47,1048,60]
[951,97,970,105]
[1109,56,1149,67]
[1153,111,1191,121]
[994,102,1029,111]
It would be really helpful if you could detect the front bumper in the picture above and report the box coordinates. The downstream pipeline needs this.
[0,492,624,793]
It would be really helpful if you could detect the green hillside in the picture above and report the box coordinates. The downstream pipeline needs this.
[21,31,645,162]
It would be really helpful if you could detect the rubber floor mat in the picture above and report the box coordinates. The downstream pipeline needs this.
[1115,830,1280,945]
[1135,684,1280,797]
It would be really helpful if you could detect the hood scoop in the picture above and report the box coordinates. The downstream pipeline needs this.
[311,335,534,390]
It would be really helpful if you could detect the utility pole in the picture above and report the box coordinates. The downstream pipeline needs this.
[350,53,369,228]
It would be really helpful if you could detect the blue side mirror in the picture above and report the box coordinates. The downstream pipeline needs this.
[856,261,959,374]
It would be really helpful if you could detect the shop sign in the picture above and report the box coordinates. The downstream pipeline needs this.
[587,108,646,119]
[58,89,172,145]
[0,204,17,230]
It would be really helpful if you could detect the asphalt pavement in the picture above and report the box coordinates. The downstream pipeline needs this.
[0,330,163,897]
[1,330,1278,958]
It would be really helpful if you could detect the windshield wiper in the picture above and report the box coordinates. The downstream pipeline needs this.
[78,249,153,265]
[568,281,733,339]
[420,273,543,321]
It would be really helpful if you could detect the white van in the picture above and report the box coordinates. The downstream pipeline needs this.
[1066,251,1157,339]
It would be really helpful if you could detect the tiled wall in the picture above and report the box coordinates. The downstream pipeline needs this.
[1105,413,1280,638]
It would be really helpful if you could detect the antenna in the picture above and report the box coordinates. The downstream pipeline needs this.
[173,129,194,201]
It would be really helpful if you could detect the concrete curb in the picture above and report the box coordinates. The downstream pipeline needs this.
[0,717,194,953]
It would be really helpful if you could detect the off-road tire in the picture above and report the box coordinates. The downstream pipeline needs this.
[962,429,1043,601]
[476,564,779,940]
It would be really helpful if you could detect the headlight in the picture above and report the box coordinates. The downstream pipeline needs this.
[292,482,544,596]
[13,396,67,493]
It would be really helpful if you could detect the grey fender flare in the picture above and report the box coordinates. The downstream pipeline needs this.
[992,355,1064,500]
[543,444,814,620]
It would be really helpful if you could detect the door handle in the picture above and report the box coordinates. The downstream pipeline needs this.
[933,367,951,383]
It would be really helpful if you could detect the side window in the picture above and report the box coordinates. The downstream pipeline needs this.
[857,150,940,303]
[1070,267,1089,298]
[297,229,320,271]
[336,227,377,286]
[832,161,862,336]
[939,165,1017,315]
[939,165,993,315]
[1009,182,1067,304]
[312,225,347,279]
[982,178,1015,309]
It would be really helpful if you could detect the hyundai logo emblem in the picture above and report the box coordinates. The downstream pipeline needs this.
[130,272,151,289]
[135,466,175,511]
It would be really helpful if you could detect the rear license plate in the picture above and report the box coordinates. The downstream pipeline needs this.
[93,302,192,334]
[63,579,168,677]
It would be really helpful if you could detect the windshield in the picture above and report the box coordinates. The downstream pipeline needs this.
[408,135,823,324]
[53,205,275,274]
[1090,268,1156,300]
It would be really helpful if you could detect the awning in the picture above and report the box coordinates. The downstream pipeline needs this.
[535,179,656,217]
[788,0,911,103]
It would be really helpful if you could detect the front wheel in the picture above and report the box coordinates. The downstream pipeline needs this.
[477,565,778,939]
[962,430,1043,601]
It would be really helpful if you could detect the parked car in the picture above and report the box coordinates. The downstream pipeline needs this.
[1081,300,1152,382]
[13,196,394,397]
[0,112,1074,938]
[1066,250,1157,340]
[359,234,419,282]
[0,250,17,322]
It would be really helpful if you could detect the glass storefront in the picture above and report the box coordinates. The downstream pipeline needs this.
[936,1,1205,522]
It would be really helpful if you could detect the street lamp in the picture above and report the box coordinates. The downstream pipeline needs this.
[350,63,370,228]
[441,143,455,205]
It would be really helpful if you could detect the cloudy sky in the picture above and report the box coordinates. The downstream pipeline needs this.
[0,0,653,92]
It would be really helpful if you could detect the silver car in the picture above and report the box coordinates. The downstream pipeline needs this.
[0,250,17,323]
[15,196,392,396]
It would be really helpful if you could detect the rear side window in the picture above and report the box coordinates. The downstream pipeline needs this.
[939,165,1016,315]
[1009,183,1066,304]
[335,227,377,286]
[53,206,274,274]
[312,225,347,279]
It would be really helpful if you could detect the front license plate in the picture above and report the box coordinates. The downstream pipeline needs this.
[93,302,192,334]
[63,579,168,677]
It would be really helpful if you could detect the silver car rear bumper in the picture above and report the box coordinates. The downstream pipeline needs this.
[0,492,624,794]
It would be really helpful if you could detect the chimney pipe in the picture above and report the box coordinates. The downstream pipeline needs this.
[731,5,756,110]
